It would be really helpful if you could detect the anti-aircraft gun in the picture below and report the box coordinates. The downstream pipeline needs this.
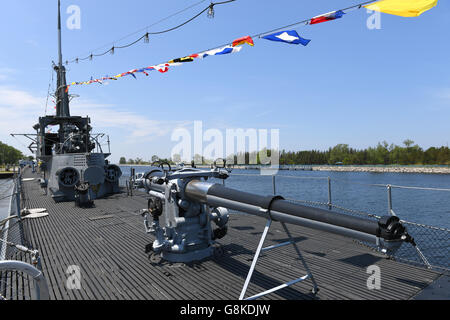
[12,0,122,205]
[141,163,418,299]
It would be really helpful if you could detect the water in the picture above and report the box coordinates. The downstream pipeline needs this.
[0,179,13,221]
[120,166,450,229]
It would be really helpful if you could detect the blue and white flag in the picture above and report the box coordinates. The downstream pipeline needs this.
[262,30,311,46]
[200,45,243,58]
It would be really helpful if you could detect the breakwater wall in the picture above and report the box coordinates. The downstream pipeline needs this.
[310,166,450,174]
[230,165,450,174]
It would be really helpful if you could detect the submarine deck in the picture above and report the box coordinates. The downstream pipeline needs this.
[2,169,443,300]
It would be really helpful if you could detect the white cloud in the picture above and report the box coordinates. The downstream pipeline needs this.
[0,86,45,133]
[0,88,43,108]
[71,99,188,142]
[0,86,189,157]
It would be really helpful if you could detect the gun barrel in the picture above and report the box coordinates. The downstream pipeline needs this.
[185,181,409,245]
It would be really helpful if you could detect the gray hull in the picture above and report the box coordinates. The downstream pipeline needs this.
[45,153,121,202]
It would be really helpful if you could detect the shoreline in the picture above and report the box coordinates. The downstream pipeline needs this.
[117,164,450,174]
[237,165,450,174]
[309,166,450,174]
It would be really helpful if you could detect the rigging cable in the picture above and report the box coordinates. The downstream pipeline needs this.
[253,0,376,38]
[44,67,54,115]
[66,0,237,64]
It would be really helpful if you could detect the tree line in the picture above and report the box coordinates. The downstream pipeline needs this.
[118,140,449,166]
[280,140,450,165]
[0,141,24,166]
[119,155,175,165]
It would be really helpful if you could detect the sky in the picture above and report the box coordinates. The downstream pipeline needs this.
[0,0,449,163]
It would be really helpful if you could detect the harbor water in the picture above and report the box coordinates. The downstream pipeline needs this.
[0,179,13,221]
[120,166,450,229]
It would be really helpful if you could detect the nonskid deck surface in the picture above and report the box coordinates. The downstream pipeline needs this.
[4,170,442,300]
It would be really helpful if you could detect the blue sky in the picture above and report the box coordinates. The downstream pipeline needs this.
[0,0,449,163]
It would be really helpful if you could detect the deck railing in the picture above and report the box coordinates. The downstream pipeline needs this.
[227,173,450,273]
[0,170,49,300]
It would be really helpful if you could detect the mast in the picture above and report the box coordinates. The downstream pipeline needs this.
[55,0,70,118]
[58,0,63,68]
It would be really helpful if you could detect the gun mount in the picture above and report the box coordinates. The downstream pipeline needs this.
[141,165,231,263]
[142,165,415,265]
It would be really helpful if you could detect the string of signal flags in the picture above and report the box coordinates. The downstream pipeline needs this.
[65,0,439,92]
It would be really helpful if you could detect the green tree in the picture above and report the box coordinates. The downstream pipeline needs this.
[329,144,350,164]
[250,140,450,166]
[403,139,414,148]
[119,157,127,164]
[0,141,24,165]
[151,155,159,163]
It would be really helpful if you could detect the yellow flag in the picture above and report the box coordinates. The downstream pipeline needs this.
[364,0,438,17]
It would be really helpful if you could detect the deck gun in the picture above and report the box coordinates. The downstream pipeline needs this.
[142,164,416,264]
